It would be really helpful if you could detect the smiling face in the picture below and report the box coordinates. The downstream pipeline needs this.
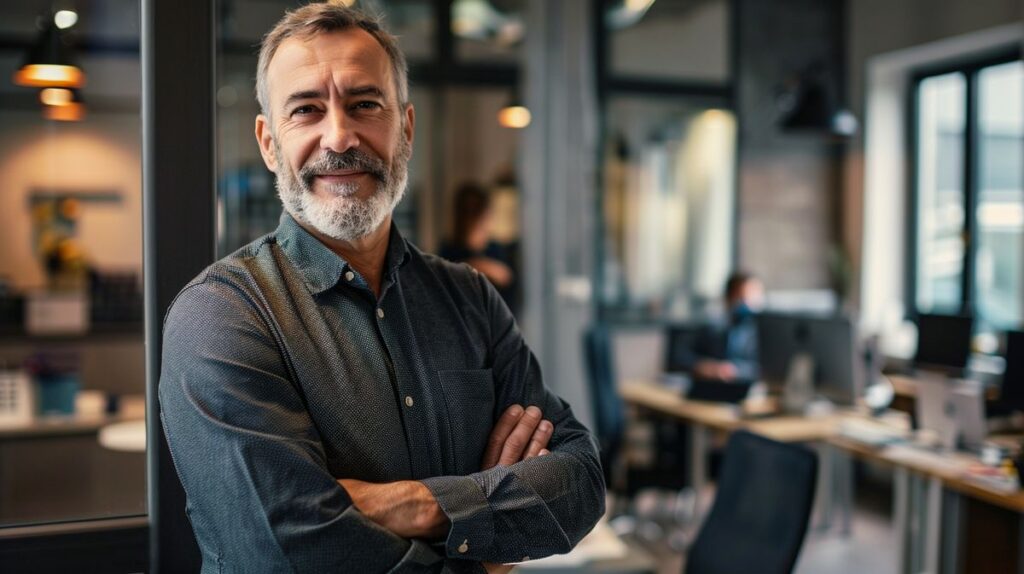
[254,28,415,242]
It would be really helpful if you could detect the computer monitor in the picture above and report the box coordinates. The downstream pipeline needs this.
[756,313,862,406]
[915,374,987,451]
[664,324,700,374]
[997,330,1024,411]
[913,314,974,375]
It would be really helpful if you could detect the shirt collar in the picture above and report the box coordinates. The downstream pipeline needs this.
[275,211,411,296]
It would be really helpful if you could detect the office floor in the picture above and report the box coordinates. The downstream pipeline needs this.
[616,474,897,574]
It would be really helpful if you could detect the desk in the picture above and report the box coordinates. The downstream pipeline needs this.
[827,435,1024,574]
[619,380,844,527]
[620,379,1024,574]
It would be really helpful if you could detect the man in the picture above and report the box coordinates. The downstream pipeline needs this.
[158,3,604,573]
[677,272,764,381]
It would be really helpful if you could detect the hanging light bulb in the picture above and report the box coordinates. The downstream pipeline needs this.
[13,18,85,89]
[498,104,531,129]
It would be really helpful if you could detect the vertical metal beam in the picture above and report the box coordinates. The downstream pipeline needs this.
[142,0,217,572]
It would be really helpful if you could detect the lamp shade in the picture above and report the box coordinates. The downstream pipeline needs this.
[42,88,86,122]
[13,22,85,88]
[777,77,857,137]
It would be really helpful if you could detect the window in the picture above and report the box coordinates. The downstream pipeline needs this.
[912,52,1023,333]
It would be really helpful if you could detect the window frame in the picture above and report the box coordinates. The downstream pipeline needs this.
[907,46,1023,329]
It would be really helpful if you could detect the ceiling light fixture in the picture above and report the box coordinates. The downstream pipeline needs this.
[13,18,85,89]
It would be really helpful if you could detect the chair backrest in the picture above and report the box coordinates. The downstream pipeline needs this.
[685,430,818,574]
[583,324,625,482]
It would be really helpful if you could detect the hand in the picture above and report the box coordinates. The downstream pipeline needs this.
[481,404,553,470]
[693,360,738,381]
[467,257,514,287]
[338,479,449,540]
[483,562,514,574]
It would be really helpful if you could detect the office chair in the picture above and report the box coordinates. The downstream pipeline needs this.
[583,324,626,487]
[685,431,818,574]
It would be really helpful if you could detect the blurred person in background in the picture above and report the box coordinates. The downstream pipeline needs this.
[678,271,764,382]
[440,182,519,315]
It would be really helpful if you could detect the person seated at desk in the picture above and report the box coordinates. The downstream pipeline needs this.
[678,271,764,382]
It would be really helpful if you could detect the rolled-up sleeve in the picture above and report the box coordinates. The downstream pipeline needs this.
[422,274,606,564]
[159,277,459,573]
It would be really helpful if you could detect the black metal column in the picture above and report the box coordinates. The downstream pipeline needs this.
[142,0,216,572]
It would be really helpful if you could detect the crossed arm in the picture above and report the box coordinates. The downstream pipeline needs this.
[340,405,554,573]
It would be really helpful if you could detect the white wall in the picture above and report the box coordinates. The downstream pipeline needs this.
[0,111,143,290]
[844,0,1021,325]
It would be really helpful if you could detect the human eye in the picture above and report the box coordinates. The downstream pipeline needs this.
[351,100,382,112]
[289,104,320,117]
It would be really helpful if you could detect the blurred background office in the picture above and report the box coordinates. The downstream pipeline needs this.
[0,1,1020,573]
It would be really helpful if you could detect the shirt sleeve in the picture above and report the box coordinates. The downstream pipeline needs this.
[159,277,476,574]
[421,272,606,564]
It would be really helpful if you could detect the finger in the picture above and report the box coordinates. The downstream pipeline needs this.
[482,405,525,469]
[523,419,554,460]
[539,449,550,456]
[498,405,543,466]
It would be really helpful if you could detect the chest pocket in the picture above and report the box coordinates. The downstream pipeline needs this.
[437,369,495,474]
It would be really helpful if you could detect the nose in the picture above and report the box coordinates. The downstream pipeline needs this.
[320,106,360,154]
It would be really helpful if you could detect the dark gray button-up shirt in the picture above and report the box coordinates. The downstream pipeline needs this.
[159,212,605,573]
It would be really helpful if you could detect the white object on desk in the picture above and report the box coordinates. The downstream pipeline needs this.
[25,291,89,335]
[516,520,628,569]
[0,370,34,427]
[98,419,146,452]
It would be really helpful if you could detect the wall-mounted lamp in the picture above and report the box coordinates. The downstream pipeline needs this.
[13,12,85,89]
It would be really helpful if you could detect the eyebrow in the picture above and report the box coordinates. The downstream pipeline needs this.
[281,85,386,109]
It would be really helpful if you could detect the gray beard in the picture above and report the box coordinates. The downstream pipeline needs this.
[274,138,410,242]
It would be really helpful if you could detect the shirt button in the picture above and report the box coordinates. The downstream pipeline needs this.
[522,556,530,562]
[405,396,414,408]
[376,308,385,319]
[344,271,355,281]
[457,540,469,554]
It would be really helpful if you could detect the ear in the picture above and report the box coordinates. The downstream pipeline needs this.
[255,114,278,172]
[402,103,415,151]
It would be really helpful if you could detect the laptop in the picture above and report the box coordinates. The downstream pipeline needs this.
[686,378,754,404]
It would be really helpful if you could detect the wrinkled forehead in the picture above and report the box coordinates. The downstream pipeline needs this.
[266,28,396,106]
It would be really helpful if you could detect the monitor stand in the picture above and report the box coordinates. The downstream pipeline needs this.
[782,352,816,414]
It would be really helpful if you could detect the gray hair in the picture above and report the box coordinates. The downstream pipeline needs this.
[255,2,409,119]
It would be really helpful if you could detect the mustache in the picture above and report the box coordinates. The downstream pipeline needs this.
[300,149,387,188]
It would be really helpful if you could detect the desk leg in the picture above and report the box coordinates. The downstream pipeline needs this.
[815,443,834,531]
[1018,512,1024,574]
[923,476,943,574]
[690,425,708,521]
[940,488,962,574]
[837,448,853,537]
[894,467,910,574]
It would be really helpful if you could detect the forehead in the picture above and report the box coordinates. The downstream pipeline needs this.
[266,28,394,102]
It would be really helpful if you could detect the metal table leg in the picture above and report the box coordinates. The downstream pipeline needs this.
[941,488,963,574]
[815,442,834,530]
[923,476,943,574]
[894,467,910,574]
[689,425,709,521]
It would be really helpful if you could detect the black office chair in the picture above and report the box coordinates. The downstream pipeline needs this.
[583,324,625,487]
[685,431,818,574]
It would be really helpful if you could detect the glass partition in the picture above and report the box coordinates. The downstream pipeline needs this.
[600,95,736,322]
[0,0,145,527]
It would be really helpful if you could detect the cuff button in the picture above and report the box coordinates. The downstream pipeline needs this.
[457,540,469,554]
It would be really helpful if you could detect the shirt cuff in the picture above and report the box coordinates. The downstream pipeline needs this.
[421,475,494,560]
